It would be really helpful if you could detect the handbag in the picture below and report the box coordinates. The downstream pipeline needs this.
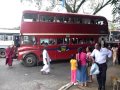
[90,63,100,75]
[76,53,81,69]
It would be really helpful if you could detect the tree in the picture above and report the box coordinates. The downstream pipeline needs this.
[20,0,54,10]
[112,1,120,24]
[20,0,119,15]
[65,0,119,15]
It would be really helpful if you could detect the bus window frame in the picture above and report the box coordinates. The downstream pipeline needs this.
[22,13,39,22]
[21,35,36,45]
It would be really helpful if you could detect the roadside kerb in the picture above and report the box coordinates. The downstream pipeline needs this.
[58,82,73,90]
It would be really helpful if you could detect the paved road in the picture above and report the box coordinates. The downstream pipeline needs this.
[0,58,115,90]
[0,58,71,90]
[68,59,120,90]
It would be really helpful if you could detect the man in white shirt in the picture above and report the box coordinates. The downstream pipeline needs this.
[91,43,112,90]
[41,44,51,74]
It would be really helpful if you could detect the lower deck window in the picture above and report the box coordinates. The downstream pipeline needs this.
[40,38,95,45]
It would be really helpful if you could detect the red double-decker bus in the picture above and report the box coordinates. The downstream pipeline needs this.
[18,10,109,66]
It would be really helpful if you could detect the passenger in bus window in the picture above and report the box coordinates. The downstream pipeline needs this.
[59,17,63,23]
[39,16,43,22]
[49,40,52,45]
[95,20,98,24]
[89,39,94,44]
[41,41,45,45]
[72,38,78,44]
[90,20,94,24]
[71,38,75,44]
[100,38,105,48]
[53,17,60,22]
[68,17,73,23]
[74,17,80,24]
[57,38,63,44]
[48,17,54,22]
[64,17,69,23]
[49,39,55,45]
[79,39,84,44]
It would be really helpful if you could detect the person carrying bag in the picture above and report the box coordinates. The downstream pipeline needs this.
[90,43,112,90]
[76,47,88,87]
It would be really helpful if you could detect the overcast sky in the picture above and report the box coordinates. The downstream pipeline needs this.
[0,0,113,28]
[0,0,22,28]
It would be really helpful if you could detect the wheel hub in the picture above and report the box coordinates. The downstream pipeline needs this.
[26,57,33,64]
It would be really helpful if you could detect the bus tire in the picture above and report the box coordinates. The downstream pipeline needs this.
[0,49,6,58]
[23,54,37,67]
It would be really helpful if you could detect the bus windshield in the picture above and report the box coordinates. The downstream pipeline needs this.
[21,35,36,45]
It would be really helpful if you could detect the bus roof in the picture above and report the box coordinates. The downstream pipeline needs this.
[23,10,107,20]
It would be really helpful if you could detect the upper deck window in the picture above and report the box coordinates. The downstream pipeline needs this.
[82,18,91,24]
[39,15,54,22]
[22,12,107,25]
[95,19,106,25]
[74,17,82,24]
[54,16,63,23]
[63,17,72,23]
[23,13,39,22]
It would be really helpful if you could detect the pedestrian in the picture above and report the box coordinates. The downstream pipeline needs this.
[90,43,112,90]
[76,47,88,87]
[117,44,120,65]
[11,45,17,59]
[70,54,77,85]
[40,43,51,74]
[5,45,13,67]
[100,38,105,48]
[112,44,118,65]
[86,46,93,82]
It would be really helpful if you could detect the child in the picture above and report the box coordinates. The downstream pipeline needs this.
[86,46,93,82]
[70,54,77,85]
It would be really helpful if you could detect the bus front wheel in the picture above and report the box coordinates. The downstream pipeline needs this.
[0,49,6,58]
[23,54,37,67]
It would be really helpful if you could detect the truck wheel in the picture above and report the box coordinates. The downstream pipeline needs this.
[23,54,37,67]
[0,49,6,58]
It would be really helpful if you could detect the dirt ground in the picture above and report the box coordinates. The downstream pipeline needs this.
[68,62,120,90]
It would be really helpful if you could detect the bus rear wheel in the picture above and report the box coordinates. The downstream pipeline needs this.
[0,49,6,58]
[23,54,37,67]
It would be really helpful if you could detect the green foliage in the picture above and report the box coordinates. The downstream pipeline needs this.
[20,0,119,16]
[112,0,120,23]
